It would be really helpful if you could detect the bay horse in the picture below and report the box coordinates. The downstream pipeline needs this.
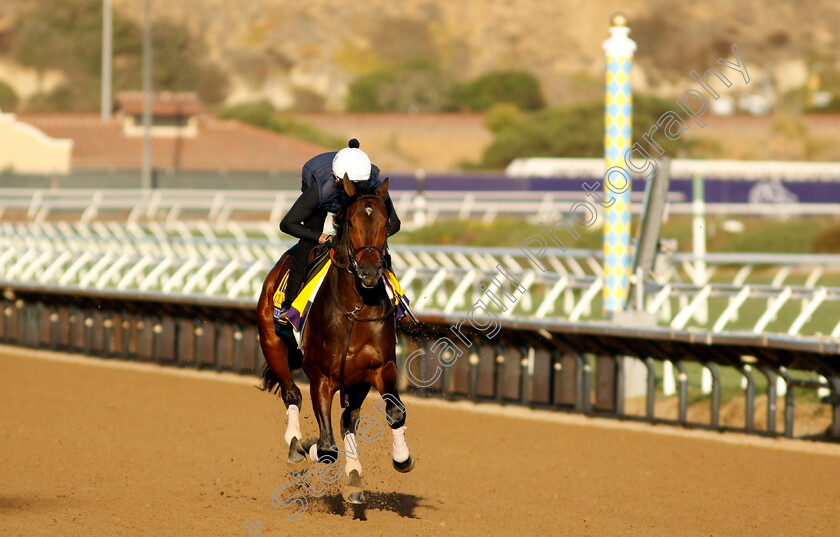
[255,174,414,504]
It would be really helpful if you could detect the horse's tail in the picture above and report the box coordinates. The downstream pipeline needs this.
[258,362,282,395]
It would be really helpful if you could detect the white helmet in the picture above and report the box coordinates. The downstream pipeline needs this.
[332,139,372,182]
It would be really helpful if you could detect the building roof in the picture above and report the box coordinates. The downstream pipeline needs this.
[116,91,204,116]
[18,113,329,173]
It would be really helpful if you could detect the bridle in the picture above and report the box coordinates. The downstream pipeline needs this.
[327,193,394,409]
[330,194,388,277]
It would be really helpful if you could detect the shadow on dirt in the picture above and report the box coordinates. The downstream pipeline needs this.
[311,491,432,521]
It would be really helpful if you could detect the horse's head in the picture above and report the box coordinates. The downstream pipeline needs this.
[341,174,390,289]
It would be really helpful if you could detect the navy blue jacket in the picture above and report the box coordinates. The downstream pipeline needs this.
[301,151,381,213]
[280,152,399,243]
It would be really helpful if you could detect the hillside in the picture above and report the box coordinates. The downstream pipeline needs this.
[2,0,840,111]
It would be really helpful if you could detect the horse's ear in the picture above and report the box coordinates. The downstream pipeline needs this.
[342,173,356,197]
[376,177,389,200]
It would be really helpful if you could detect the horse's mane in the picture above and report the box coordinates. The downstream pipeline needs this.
[331,180,381,244]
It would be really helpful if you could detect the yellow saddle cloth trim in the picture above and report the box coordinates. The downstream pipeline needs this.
[272,272,290,309]
[274,261,409,333]
[385,270,405,297]
[290,259,333,317]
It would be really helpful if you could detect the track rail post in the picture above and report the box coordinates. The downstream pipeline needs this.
[49,305,60,349]
[705,362,721,429]
[823,375,840,438]
[644,357,656,420]
[739,365,756,432]
[674,360,688,425]
[760,367,777,435]
[594,354,619,413]
[580,354,592,414]
[775,368,796,438]
[519,346,531,405]
[468,349,480,401]
[494,344,506,404]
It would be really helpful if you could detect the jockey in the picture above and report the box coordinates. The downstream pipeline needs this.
[276,139,401,323]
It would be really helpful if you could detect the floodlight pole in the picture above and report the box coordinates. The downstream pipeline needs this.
[101,0,112,121]
[141,0,153,190]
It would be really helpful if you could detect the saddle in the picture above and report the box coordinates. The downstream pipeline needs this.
[272,244,331,328]
[272,244,411,344]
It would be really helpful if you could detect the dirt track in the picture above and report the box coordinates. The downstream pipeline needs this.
[2,346,840,537]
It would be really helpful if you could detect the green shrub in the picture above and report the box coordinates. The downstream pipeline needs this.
[390,217,602,249]
[0,80,19,111]
[815,224,840,253]
[718,219,826,254]
[480,95,693,169]
[451,70,545,111]
[805,96,840,114]
[218,101,344,148]
[27,85,74,111]
[346,61,453,112]
[484,103,523,133]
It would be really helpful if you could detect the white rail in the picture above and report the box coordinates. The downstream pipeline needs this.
[1,223,840,336]
[1,188,838,231]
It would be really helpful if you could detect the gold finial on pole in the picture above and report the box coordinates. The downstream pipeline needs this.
[610,12,629,27]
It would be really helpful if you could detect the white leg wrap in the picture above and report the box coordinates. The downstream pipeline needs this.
[344,433,363,476]
[284,405,302,446]
[391,426,410,463]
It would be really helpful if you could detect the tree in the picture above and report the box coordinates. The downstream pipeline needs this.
[346,61,453,112]
[451,71,545,111]
[0,80,19,111]
[481,95,691,168]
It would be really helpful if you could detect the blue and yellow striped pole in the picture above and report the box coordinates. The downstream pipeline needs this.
[602,13,636,315]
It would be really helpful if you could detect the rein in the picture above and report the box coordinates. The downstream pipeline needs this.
[330,193,392,407]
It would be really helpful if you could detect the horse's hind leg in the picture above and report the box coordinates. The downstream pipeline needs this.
[257,324,304,462]
[370,362,415,473]
[340,383,370,504]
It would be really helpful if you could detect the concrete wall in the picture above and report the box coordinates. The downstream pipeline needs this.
[0,113,73,175]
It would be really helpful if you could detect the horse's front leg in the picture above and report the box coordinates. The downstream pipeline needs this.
[370,362,415,473]
[308,372,338,463]
[339,383,370,504]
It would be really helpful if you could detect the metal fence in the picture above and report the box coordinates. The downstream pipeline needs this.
[1,222,839,336]
[1,188,838,231]
[1,281,838,440]
[2,195,839,439]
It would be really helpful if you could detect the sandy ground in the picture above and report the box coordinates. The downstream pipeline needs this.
[2,345,840,537]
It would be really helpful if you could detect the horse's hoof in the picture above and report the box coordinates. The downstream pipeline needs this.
[297,437,317,456]
[287,437,305,464]
[292,437,318,461]
[343,470,365,504]
[393,455,415,473]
